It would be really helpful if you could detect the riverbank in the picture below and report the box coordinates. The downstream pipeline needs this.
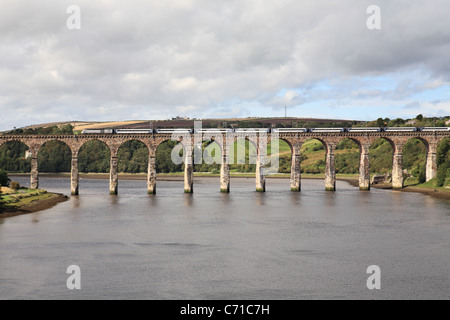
[7,172,450,201]
[0,189,69,219]
[344,179,450,201]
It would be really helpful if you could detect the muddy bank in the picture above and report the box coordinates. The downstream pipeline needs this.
[396,186,450,201]
[0,193,69,219]
[341,178,450,201]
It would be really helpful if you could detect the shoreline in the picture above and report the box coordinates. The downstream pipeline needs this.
[343,178,450,200]
[6,173,450,205]
[0,192,69,219]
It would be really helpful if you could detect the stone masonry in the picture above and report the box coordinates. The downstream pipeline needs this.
[0,131,448,194]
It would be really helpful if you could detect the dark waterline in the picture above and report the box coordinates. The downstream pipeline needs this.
[0,176,449,300]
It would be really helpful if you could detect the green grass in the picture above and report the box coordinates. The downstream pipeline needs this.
[405,177,450,192]
[0,188,54,211]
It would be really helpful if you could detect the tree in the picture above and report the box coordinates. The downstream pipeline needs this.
[0,169,10,187]
[436,163,448,187]
[376,118,384,127]
[416,114,424,122]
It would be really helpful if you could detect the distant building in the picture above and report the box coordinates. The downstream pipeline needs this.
[172,116,190,120]
[406,119,417,125]
[446,119,450,125]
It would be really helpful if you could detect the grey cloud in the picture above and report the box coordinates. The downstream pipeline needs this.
[1,0,450,129]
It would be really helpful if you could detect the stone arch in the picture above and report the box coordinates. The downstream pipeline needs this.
[76,138,113,194]
[377,136,398,154]
[78,138,112,158]
[154,134,192,150]
[117,137,152,155]
[0,138,33,153]
[222,134,266,192]
[336,137,363,151]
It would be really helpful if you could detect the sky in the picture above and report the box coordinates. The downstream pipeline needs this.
[1,0,450,130]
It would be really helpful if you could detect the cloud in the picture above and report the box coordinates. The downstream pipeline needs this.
[1,0,450,130]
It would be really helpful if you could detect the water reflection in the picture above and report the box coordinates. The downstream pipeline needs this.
[72,196,81,209]
[0,176,449,300]
[255,192,265,206]
[183,193,193,207]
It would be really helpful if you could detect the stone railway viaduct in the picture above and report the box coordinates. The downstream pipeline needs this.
[0,131,448,195]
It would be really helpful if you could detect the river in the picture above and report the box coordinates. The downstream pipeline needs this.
[0,176,449,299]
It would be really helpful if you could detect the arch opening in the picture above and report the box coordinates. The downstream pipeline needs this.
[78,140,111,174]
[155,140,184,174]
[300,138,327,175]
[403,138,428,185]
[193,140,221,174]
[269,138,292,175]
[117,140,149,174]
[0,141,31,174]
[38,140,72,173]
[335,138,360,175]
[369,138,394,185]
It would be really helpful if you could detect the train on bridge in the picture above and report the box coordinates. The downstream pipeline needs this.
[82,127,450,134]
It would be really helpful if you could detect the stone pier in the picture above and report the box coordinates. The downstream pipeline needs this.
[359,144,370,190]
[220,143,230,193]
[184,153,193,193]
[71,156,79,195]
[290,144,301,192]
[255,140,266,192]
[147,154,156,194]
[325,143,336,191]
[30,156,39,190]
[392,150,404,189]
[426,144,437,181]
[110,156,118,195]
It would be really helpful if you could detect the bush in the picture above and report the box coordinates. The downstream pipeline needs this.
[10,181,20,191]
[312,144,325,151]
[0,169,10,187]
[418,164,426,184]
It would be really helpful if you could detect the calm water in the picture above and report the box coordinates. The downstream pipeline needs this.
[0,175,449,300]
